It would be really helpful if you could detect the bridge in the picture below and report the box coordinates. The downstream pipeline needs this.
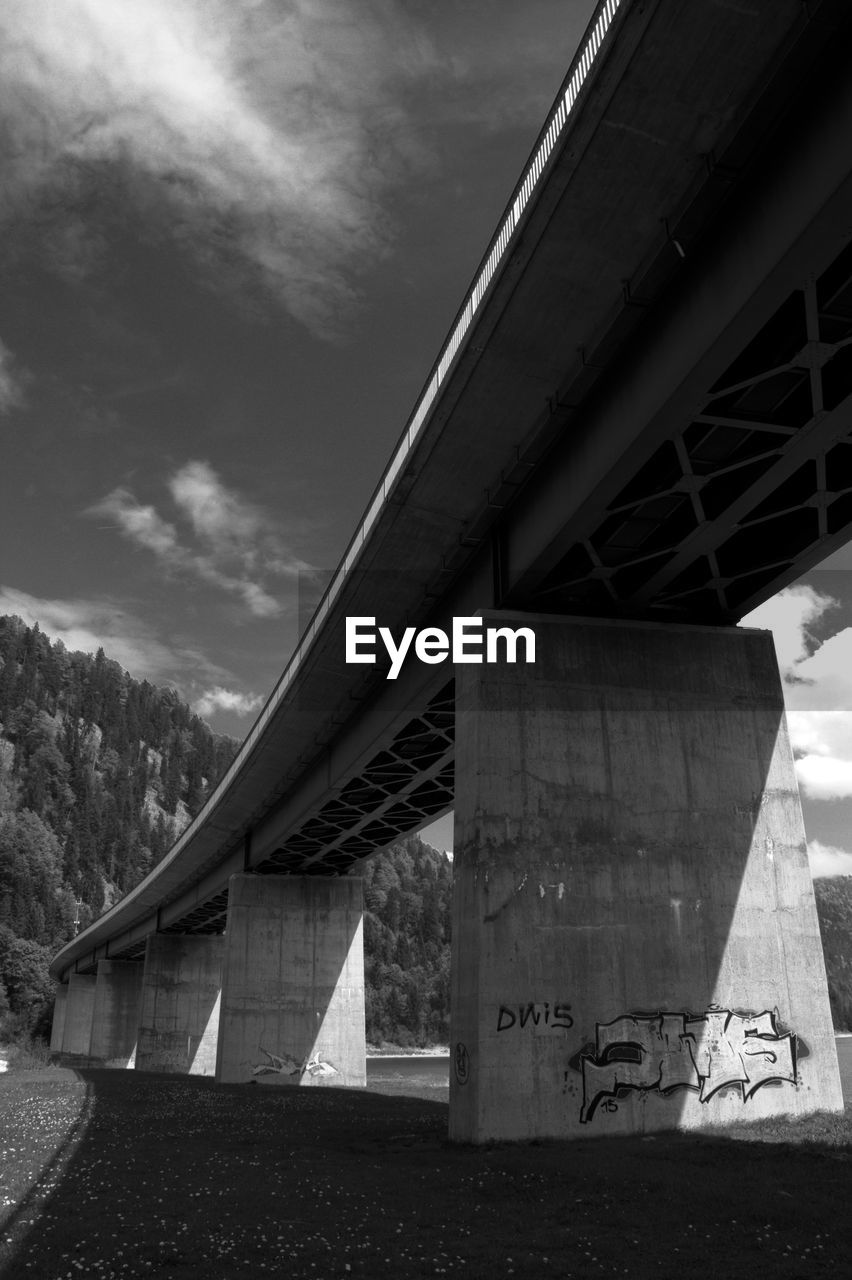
[51,0,852,1141]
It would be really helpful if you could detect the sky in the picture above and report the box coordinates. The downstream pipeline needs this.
[1,0,850,876]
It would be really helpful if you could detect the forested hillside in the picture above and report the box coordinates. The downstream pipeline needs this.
[0,615,238,922]
[0,614,452,1049]
[362,836,452,1047]
[0,614,240,1042]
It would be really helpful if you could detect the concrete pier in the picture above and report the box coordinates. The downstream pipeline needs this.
[49,984,67,1056]
[60,971,96,1061]
[135,935,224,1075]
[216,875,366,1087]
[89,960,144,1068]
[449,614,844,1142]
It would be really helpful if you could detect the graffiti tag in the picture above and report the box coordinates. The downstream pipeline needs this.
[454,1042,470,1085]
[579,1008,796,1123]
[497,1002,573,1032]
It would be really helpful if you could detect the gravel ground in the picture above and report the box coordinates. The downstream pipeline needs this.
[0,1067,850,1280]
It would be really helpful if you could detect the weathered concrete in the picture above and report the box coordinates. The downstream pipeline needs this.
[49,984,67,1056]
[135,935,224,1075]
[216,875,365,1087]
[60,971,96,1060]
[449,614,844,1142]
[89,960,144,1068]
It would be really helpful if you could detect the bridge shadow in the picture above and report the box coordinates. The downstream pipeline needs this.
[0,1067,448,1279]
[1,1066,851,1280]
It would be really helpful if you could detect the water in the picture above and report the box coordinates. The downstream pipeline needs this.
[366,1054,449,1086]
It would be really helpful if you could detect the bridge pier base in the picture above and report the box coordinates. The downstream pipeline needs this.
[88,960,144,1068]
[135,935,224,1075]
[448,614,843,1142]
[59,971,96,1063]
[216,875,366,1087]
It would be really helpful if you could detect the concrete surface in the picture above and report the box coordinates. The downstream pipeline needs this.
[135,935,224,1075]
[49,984,67,1056]
[449,614,844,1142]
[216,875,366,1087]
[60,972,96,1060]
[88,960,144,1068]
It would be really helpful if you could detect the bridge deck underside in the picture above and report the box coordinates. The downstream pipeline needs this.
[524,244,852,621]
[100,683,455,963]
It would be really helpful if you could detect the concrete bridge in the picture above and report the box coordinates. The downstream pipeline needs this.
[51,0,852,1141]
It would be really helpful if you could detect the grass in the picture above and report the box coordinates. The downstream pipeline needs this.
[0,1037,52,1072]
[1,1065,851,1280]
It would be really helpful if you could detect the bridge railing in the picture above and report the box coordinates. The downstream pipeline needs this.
[58,0,626,951]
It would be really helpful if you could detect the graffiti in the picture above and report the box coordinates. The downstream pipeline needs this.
[497,1002,573,1032]
[579,1008,797,1123]
[252,1047,338,1080]
[454,1042,470,1085]
[253,1048,301,1077]
[302,1053,339,1079]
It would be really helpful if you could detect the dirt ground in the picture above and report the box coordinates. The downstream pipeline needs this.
[1,1067,850,1280]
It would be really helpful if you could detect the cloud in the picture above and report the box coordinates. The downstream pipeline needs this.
[168,460,299,575]
[787,709,852,801]
[784,627,852,711]
[193,686,263,719]
[795,754,852,801]
[742,586,852,808]
[0,337,26,412]
[0,584,224,687]
[170,461,259,549]
[91,487,180,558]
[0,1,587,334]
[741,585,838,677]
[86,460,308,617]
[808,840,852,878]
[0,0,441,334]
[787,711,852,760]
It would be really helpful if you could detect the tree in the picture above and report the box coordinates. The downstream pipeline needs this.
[0,809,72,946]
[814,877,852,1031]
[0,924,54,1037]
[362,836,453,1046]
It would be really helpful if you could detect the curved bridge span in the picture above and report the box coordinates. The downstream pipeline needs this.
[52,0,852,1142]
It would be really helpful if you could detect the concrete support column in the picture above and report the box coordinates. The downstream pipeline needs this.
[89,960,144,1068]
[135,934,224,1075]
[449,614,843,1142]
[49,984,67,1057]
[60,971,96,1061]
[216,875,365,1087]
